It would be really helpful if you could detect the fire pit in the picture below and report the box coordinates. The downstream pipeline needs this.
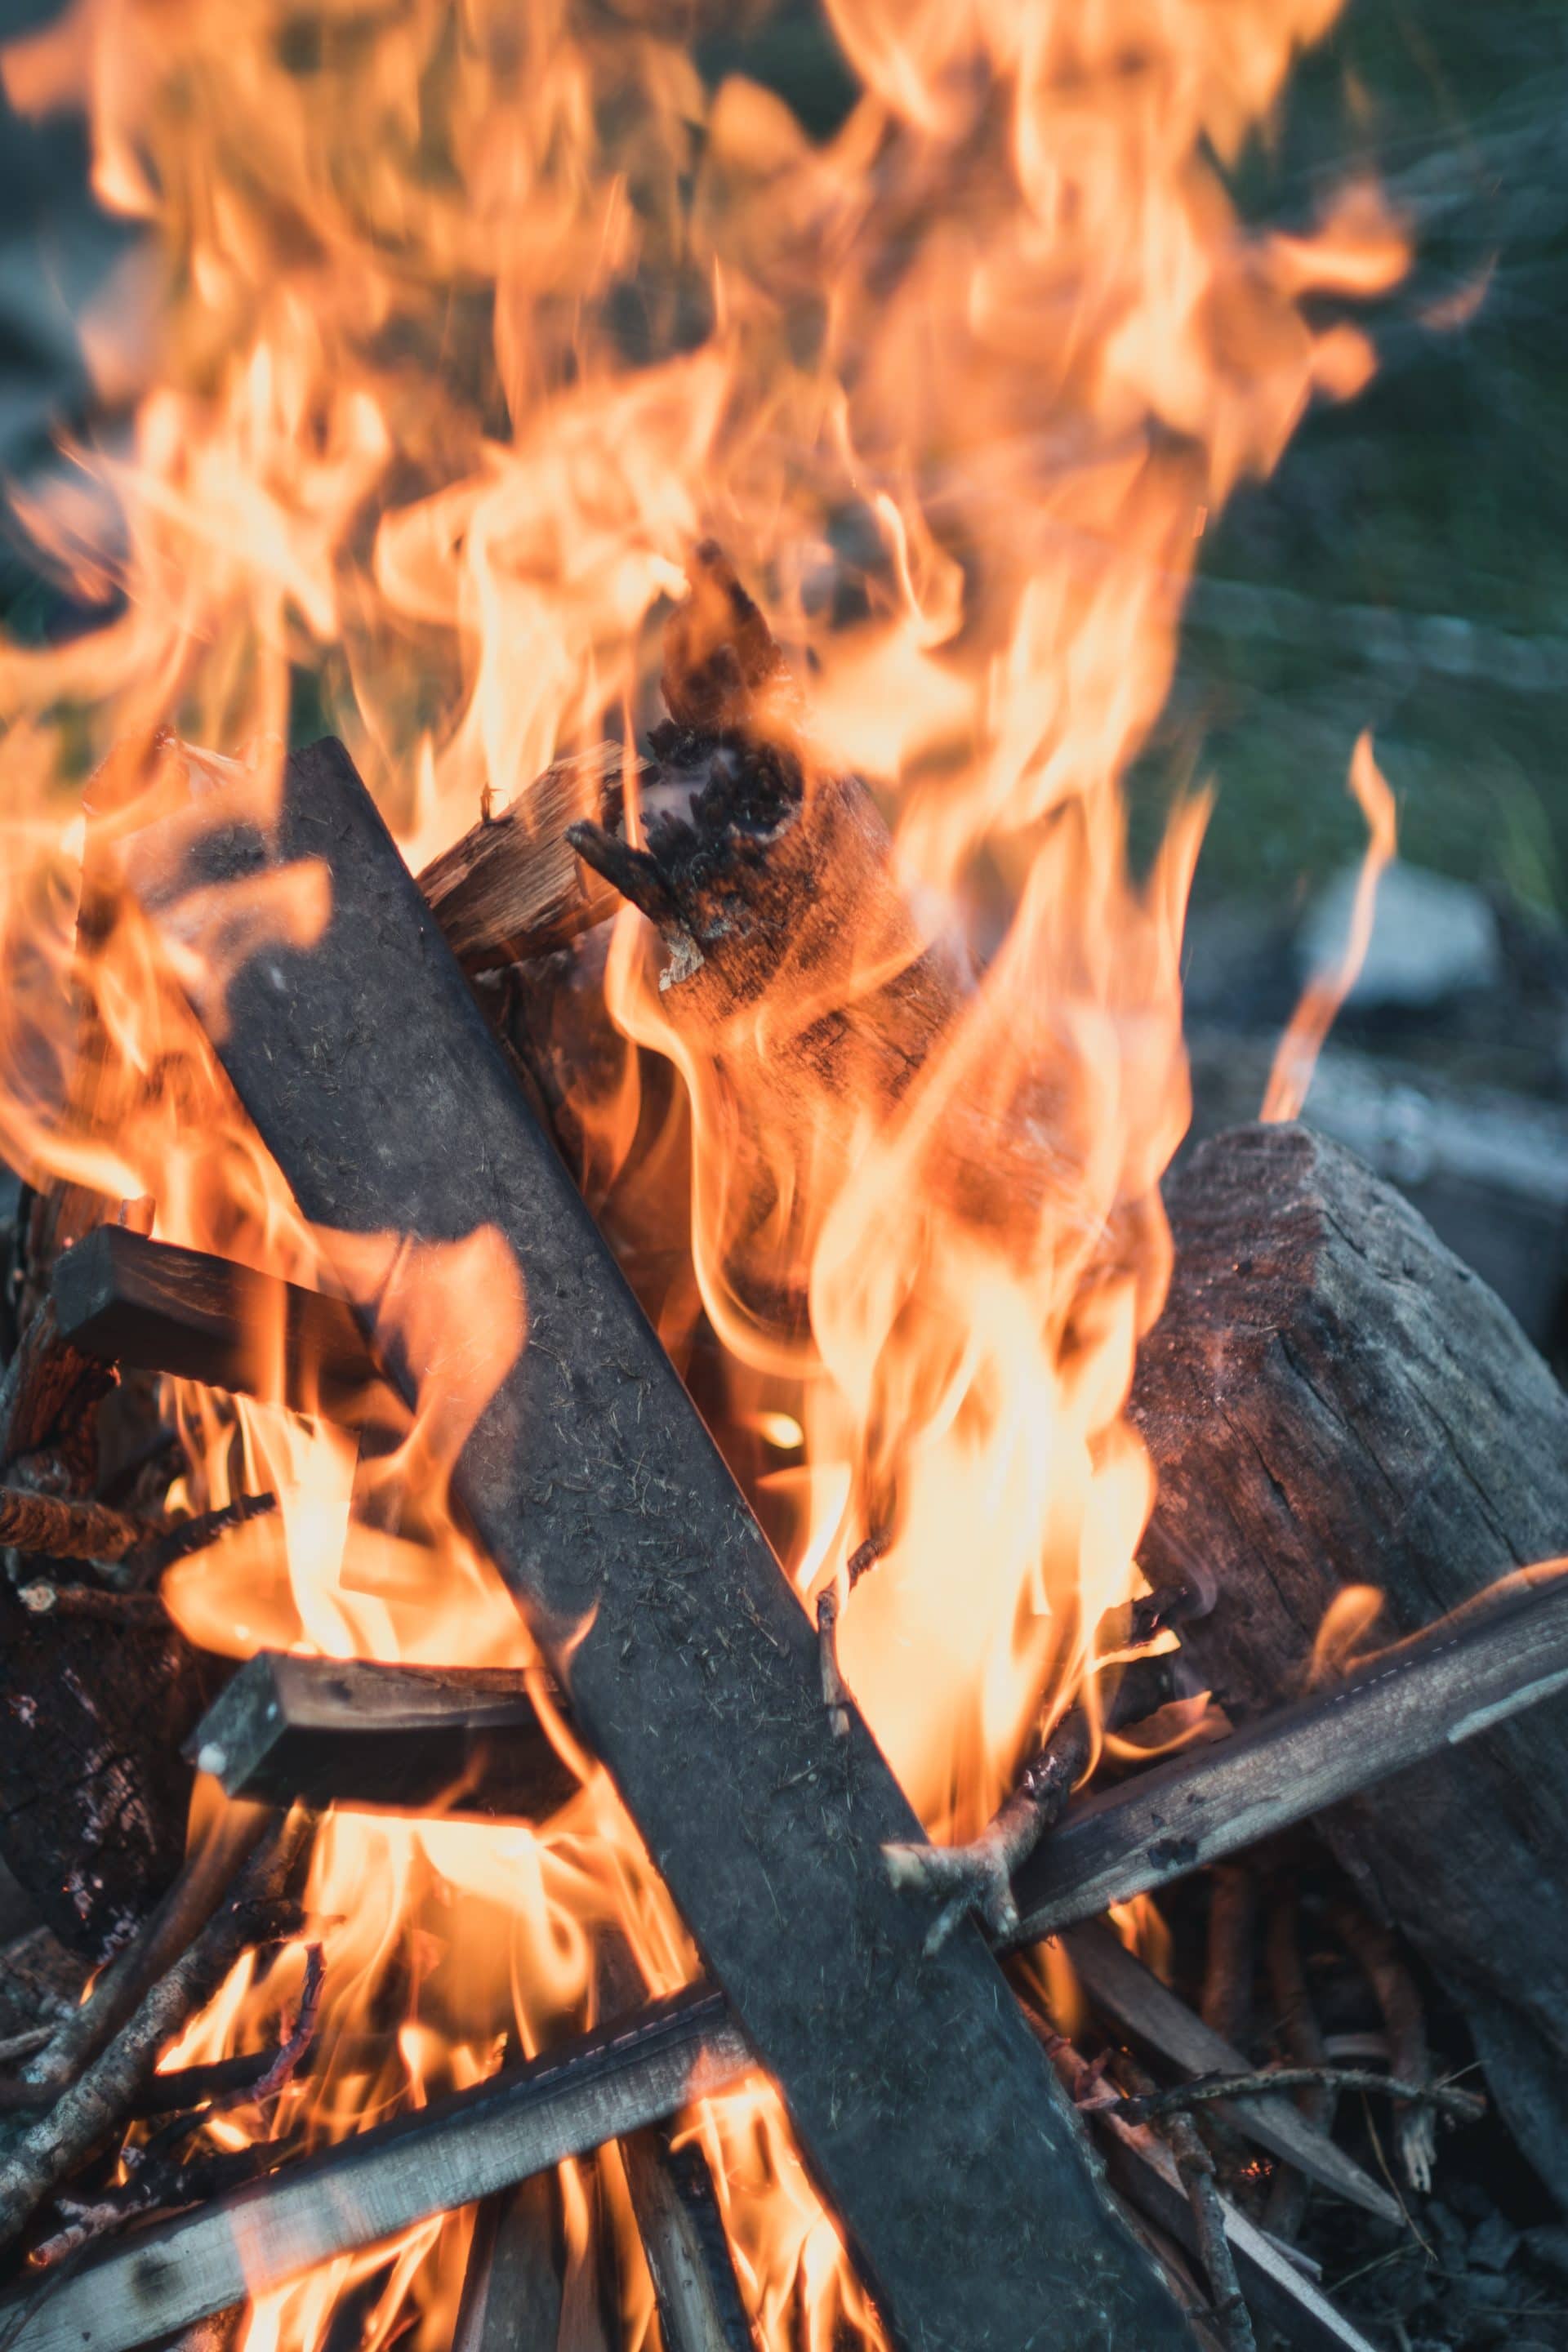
[0,6,1560,2352]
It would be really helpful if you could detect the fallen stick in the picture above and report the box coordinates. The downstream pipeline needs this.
[119,736,1193,2350]
[1060,1922,1397,2223]
[1097,2070,1483,2130]
[52,1228,398,1431]
[187,1653,578,1823]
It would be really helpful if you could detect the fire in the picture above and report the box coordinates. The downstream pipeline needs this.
[0,1,1408,2344]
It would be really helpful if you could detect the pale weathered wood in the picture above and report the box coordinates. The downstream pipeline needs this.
[1130,1121,1568,2202]
[452,2176,564,2352]
[622,2125,760,2352]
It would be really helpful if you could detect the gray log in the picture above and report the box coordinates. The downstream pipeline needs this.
[118,739,1192,2352]
[1129,1120,1568,2205]
[452,2176,564,2352]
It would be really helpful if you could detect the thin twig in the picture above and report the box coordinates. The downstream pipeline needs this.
[1090,2068,1484,2129]
[1115,2052,1256,2352]
[1200,1867,1257,2053]
[1263,1884,1330,2243]
[815,1529,889,1736]
[884,1647,1183,1949]
[0,1811,310,2251]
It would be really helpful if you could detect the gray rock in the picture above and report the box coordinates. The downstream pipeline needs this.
[1297,858,1503,1009]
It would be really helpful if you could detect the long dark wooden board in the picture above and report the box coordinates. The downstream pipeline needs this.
[119,740,1191,2352]
[52,1226,397,1428]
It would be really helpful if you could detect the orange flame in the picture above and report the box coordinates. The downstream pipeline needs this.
[1263,730,1399,1123]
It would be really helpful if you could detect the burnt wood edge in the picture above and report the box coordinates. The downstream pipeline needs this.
[186,1652,578,1820]
[51,1227,399,1431]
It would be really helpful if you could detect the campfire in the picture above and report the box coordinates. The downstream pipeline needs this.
[0,5,1560,2351]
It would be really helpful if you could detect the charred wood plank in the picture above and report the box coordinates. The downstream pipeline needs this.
[118,739,1191,2352]
[52,1227,396,1429]
[622,2125,760,2352]
[187,1652,577,1822]
[1129,1122,1568,2203]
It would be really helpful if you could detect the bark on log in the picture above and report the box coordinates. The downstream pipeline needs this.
[1129,1120,1568,2205]
[119,740,1195,2352]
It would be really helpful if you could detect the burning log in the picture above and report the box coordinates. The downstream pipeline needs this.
[1129,1120,1568,2203]
[118,737,1195,2351]
[203,1561,1568,1963]
[188,1652,577,1821]
[52,1227,399,1430]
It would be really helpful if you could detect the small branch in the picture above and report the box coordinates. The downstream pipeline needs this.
[1113,2053,1256,2352]
[1200,1865,1257,2053]
[140,1940,323,2117]
[884,1649,1183,1949]
[815,1529,889,1736]
[121,1490,278,1587]
[1091,2068,1485,2130]
[0,1811,310,2250]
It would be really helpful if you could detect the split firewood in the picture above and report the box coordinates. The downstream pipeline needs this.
[0,1989,754,2352]
[1129,1120,1568,2205]
[0,1807,310,2254]
[120,733,1198,2351]
[417,741,630,969]
[53,1226,401,1432]
[188,1652,578,1823]
[452,2177,564,2352]
[621,2123,761,2352]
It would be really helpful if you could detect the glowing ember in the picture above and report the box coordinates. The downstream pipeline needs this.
[0,2,1408,2343]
